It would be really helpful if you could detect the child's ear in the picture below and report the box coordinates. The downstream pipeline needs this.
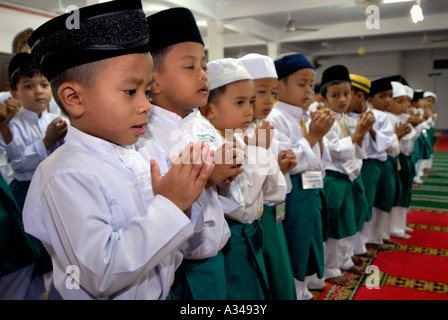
[319,94,327,105]
[9,89,18,99]
[58,81,84,118]
[276,79,285,94]
[368,96,373,104]
[201,103,216,120]
[150,73,161,95]
[357,91,365,103]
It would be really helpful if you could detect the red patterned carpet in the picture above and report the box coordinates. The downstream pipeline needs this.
[313,131,448,300]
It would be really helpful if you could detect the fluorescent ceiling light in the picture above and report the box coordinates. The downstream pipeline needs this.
[383,0,413,3]
[196,20,207,27]
[411,3,424,23]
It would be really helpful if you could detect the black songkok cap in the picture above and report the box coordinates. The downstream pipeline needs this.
[8,52,35,78]
[146,7,204,53]
[412,90,424,102]
[321,65,350,87]
[274,53,315,80]
[369,76,393,97]
[28,0,150,81]
[388,75,409,86]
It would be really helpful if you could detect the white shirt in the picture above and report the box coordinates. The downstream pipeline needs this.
[246,122,291,198]
[0,108,62,181]
[387,112,419,156]
[136,105,238,260]
[220,133,287,223]
[23,125,194,300]
[324,112,366,181]
[267,101,331,179]
[352,108,395,162]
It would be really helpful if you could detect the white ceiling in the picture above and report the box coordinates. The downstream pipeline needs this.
[2,0,448,58]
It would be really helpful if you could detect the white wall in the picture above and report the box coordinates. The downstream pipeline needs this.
[0,6,51,53]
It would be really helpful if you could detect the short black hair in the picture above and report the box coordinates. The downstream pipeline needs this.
[320,80,350,98]
[351,85,368,100]
[50,59,108,117]
[9,60,41,91]
[151,46,174,72]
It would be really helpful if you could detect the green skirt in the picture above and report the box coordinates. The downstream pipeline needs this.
[323,170,363,239]
[260,204,296,300]
[0,176,40,278]
[360,159,382,221]
[222,219,271,300]
[283,174,327,281]
[394,154,415,208]
[7,179,52,277]
[170,251,227,300]
[413,131,432,160]
[373,157,397,213]
[429,127,436,149]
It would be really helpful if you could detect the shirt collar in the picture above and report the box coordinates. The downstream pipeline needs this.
[65,125,136,162]
[149,104,195,129]
[274,101,309,122]
[20,107,47,121]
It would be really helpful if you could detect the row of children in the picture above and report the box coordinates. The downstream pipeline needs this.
[0,0,437,300]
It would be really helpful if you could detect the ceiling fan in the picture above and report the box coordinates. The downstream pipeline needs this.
[418,33,448,45]
[283,12,319,32]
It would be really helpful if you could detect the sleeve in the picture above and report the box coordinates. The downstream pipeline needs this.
[399,125,418,156]
[323,124,354,161]
[387,134,401,157]
[368,111,395,154]
[256,147,287,205]
[3,124,48,174]
[24,170,193,298]
[269,117,326,174]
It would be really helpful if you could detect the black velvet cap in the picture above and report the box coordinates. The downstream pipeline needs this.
[8,52,35,78]
[388,75,409,86]
[321,65,350,86]
[369,76,393,97]
[274,53,314,80]
[28,0,150,81]
[412,90,424,102]
[146,7,204,53]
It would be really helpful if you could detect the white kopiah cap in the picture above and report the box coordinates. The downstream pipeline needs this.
[238,53,278,80]
[207,58,253,91]
[404,85,414,99]
[391,81,406,98]
[423,91,437,102]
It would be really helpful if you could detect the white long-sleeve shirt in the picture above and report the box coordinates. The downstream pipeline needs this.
[136,105,240,260]
[267,101,331,180]
[0,108,62,181]
[220,133,287,223]
[246,122,291,200]
[352,108,395,162]
[324,112,366,181]
[23,125,195,300]
[387,112,419,156]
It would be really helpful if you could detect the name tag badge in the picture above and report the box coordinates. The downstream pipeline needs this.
[302,171,324,189]
[342,159,357,175]
[276,202,286,224]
